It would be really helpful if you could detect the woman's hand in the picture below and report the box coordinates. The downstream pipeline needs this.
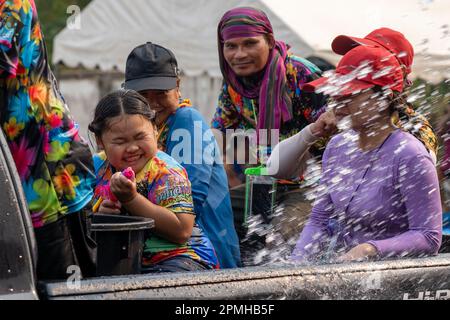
[110,172,138,203]
[98,199,122,215]
[336,243,378,263]
[310,111,337,138]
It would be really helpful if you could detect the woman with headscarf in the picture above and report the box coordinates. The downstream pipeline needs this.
[211,7,331,265]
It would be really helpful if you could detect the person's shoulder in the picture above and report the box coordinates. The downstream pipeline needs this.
[92,151,108,165]
[140,152,188,182]
[149,151,190,186]
[321,131,357,162]
[93,151,107,161]
[93,151,108,172]
[390,130,432,162]
[172,106,209,133]
[175,105,205,122]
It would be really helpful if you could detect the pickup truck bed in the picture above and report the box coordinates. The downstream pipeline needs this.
[1,129,449,300]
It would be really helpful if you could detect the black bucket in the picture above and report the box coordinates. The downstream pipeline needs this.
[91,214,154,276]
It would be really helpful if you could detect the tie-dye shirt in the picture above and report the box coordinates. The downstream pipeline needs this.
[92,151,219,269]
[0,0,95,228]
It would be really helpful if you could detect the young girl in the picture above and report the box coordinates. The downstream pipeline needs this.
[88,89,219,272]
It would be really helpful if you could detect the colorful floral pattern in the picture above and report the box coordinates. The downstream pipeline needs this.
[0,0,95,228]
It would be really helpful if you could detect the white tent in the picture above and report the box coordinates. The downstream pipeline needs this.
[54,0,315,76]
[54,0,312,136]
[262,0,450,83]
[53,0,450,137]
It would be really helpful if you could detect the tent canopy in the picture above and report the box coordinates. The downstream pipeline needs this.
[263,0,450,83]
[54,0,450,83]
[53,0,313,77]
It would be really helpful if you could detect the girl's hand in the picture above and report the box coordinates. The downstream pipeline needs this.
[336,243,378,263]
[110,172,137,203]
[98,199,122,215]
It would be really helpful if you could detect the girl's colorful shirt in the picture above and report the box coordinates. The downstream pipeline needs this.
[92,151,219,269]
[0,0,95,228]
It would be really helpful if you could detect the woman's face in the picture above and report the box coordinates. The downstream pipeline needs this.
[223,35,272,77]
[334,90,388,132]
[97,114,158,173]
[139,88,180,125]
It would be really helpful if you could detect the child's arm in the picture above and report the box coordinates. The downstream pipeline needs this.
[124,193,194,245]
[110,173,194,245]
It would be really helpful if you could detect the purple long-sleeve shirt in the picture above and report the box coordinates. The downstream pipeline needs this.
[292,129,442,262]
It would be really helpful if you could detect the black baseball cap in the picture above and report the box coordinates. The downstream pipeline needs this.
[123,42,179,91]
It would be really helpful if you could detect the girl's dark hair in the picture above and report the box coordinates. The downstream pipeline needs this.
[88,89,156,136]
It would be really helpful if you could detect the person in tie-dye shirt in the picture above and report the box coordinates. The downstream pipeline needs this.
[0,0,96,279]
[89,90,218,272]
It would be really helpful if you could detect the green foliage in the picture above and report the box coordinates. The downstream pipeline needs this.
[410,79,450,127]
[35,0,92,65]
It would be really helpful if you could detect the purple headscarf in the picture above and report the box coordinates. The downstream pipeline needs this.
[218,7,293,131]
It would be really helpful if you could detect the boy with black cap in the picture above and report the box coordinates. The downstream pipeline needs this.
[123,42,241,268]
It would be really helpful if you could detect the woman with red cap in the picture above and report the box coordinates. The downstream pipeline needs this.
[331,27,438,162]
[211,7,335,265]
[292,45,442,263]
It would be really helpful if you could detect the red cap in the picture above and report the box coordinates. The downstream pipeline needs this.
[302,45,404,97]
[331,27,414,75]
